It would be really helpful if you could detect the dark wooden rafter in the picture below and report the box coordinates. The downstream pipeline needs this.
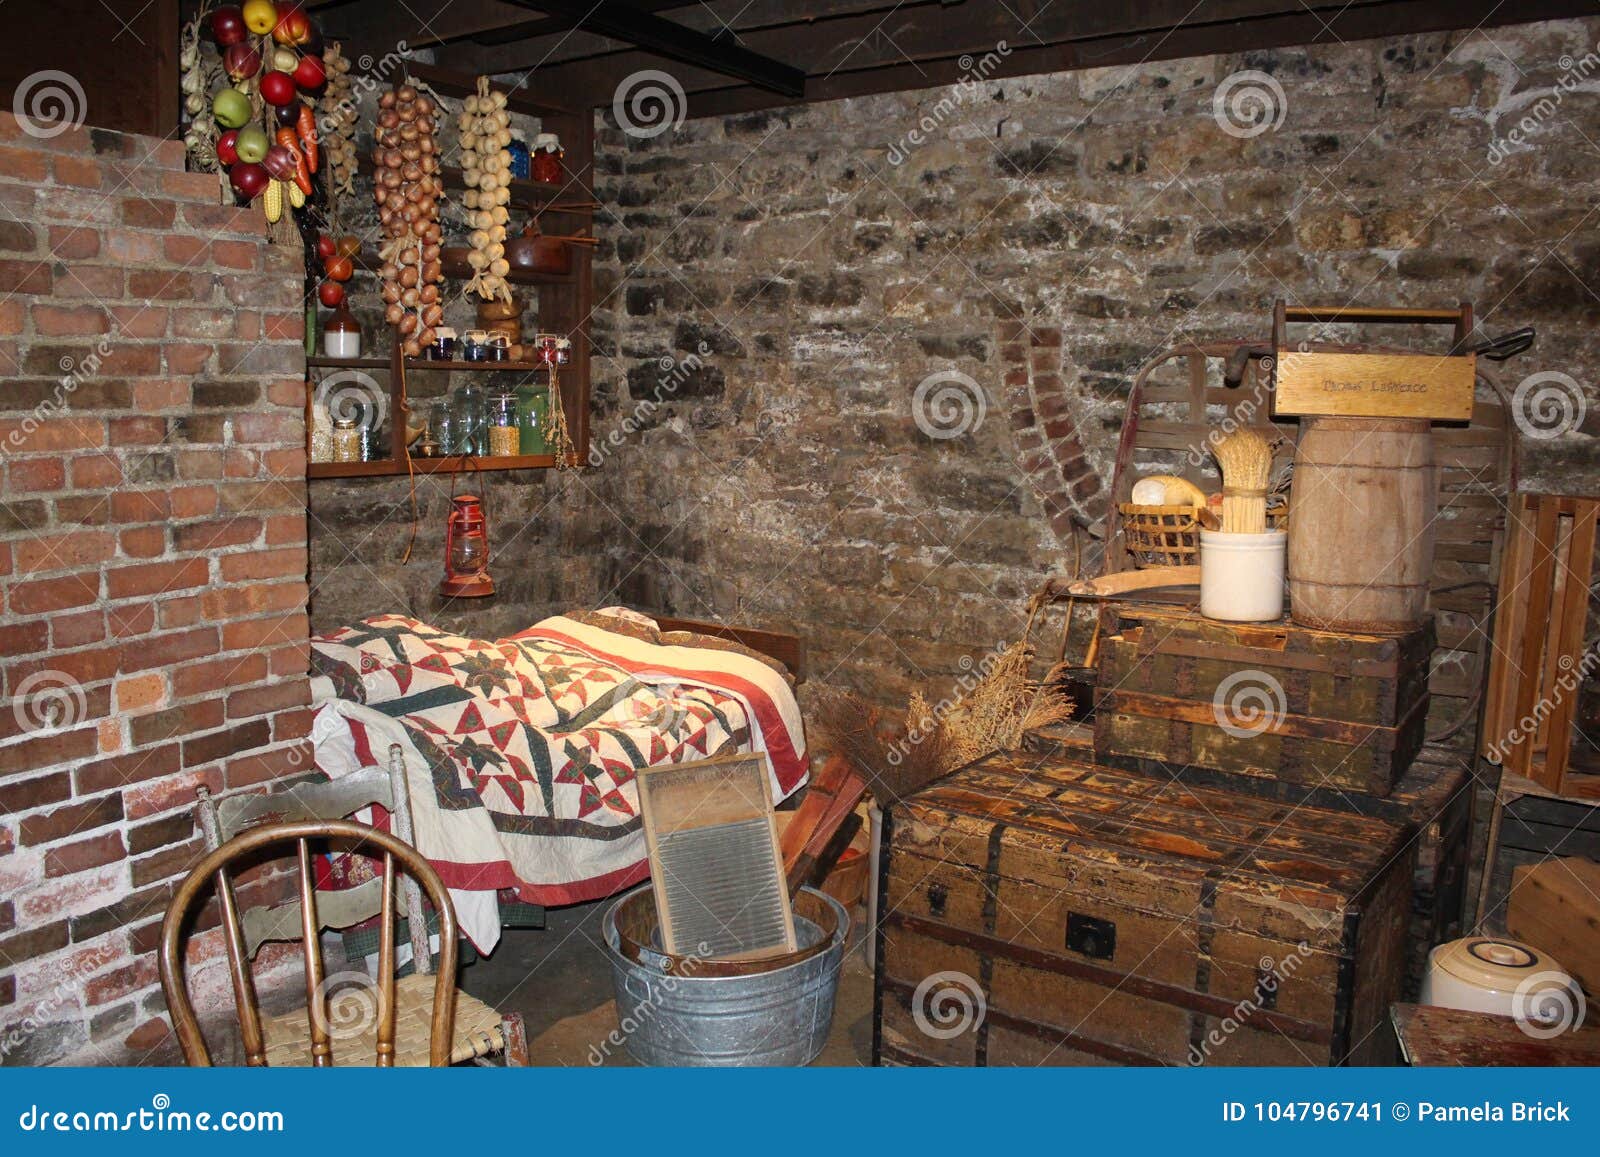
[494,0,805,97]
[318,0,1600,120]
[470,0,687,46]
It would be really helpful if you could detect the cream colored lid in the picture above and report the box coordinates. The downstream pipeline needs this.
[1430,936,1548,992]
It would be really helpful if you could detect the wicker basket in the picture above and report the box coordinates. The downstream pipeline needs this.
[1119,499,1288,568]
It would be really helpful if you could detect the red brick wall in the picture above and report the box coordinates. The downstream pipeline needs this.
[0,111,310,1065]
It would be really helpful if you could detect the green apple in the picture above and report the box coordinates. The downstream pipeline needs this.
[235,124,270,164]
[212,87,251,129]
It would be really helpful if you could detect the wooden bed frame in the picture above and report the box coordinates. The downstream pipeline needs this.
[651,614,806,683]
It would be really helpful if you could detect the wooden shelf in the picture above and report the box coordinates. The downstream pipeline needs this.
[404,359,554,373]
[308,453,577,480]
[310,356,556,374]
[308,98,592,485]
[306,356,392,370]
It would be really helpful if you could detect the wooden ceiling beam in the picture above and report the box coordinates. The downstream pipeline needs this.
[469,0,686,47]
[449,0,1595,117]
[314,0,534,52]
[491,0,806,96]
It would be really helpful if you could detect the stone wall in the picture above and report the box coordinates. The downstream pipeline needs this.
[0,112,310,1065]
[310,20,1600,712]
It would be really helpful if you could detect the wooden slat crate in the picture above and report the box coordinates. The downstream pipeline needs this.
[1105,342,1515,750]
[1507,857,1600,996]
[873,751,1413,1067]
[1029,724,1468,1001]
[1480,494,1600,799]
[1092,604,1433,798]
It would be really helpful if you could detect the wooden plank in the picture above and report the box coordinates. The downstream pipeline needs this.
[1064,566,1200,597]
[1272,352,1475,420]
[1481,496,1535,753]
[1098,689,1414,749]
[216,765,393,837]
[1543,500,1598,789]
[1510,497,1563,783]
[1392,1003,1600,1066]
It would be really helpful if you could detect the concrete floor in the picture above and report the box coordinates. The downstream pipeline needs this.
[457,897,877,1067]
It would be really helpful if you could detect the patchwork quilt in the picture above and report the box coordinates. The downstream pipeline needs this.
[310,612,807,951]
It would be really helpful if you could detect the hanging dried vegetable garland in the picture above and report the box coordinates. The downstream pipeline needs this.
[457,77,513,303]
[317,43,358,218]
[373,83,445,358]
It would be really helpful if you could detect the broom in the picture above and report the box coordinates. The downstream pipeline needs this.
[1210,429,1274,534]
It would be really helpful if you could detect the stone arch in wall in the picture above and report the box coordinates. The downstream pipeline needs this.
[995,320,1109,540]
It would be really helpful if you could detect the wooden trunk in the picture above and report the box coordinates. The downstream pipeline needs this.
[1288,417,1437,634]
[1093,603,1433,798]
[874,751,1414,1067]
[1065,728,1468,1000]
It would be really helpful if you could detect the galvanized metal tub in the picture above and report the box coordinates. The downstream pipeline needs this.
[601,884,849,1066]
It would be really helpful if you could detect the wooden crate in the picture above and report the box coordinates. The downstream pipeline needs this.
[873,751,1413,1067]
[1480,494,1600,799]
[1270,302,1476,421]
[1029,724,1468,1001]
[1092,604,1433,798]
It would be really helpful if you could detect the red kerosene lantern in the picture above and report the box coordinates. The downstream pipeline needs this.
[441,495,494,598]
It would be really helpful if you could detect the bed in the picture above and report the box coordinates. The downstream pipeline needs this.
[309,608,808,952]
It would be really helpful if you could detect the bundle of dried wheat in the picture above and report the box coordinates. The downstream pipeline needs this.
[810,643,1074,806]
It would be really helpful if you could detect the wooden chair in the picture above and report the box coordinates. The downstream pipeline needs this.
[159,744,528,1066]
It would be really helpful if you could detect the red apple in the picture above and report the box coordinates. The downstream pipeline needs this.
[210,5,247,46]
[223,42,261,81]
[318,280,344,308]
[229,161,270,200]
[216,129,240,166]
[316,234,336,259]
[292,54,326,91]
[273,3,312,46]
[258,70,297,106]
[262,144,296,180]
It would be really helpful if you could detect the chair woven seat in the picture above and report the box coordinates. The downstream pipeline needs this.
[261,973,508,1067]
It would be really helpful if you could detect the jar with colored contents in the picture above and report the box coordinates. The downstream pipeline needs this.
[516,385,549,454]
[531,133,563,184]
[488,392,520,456]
